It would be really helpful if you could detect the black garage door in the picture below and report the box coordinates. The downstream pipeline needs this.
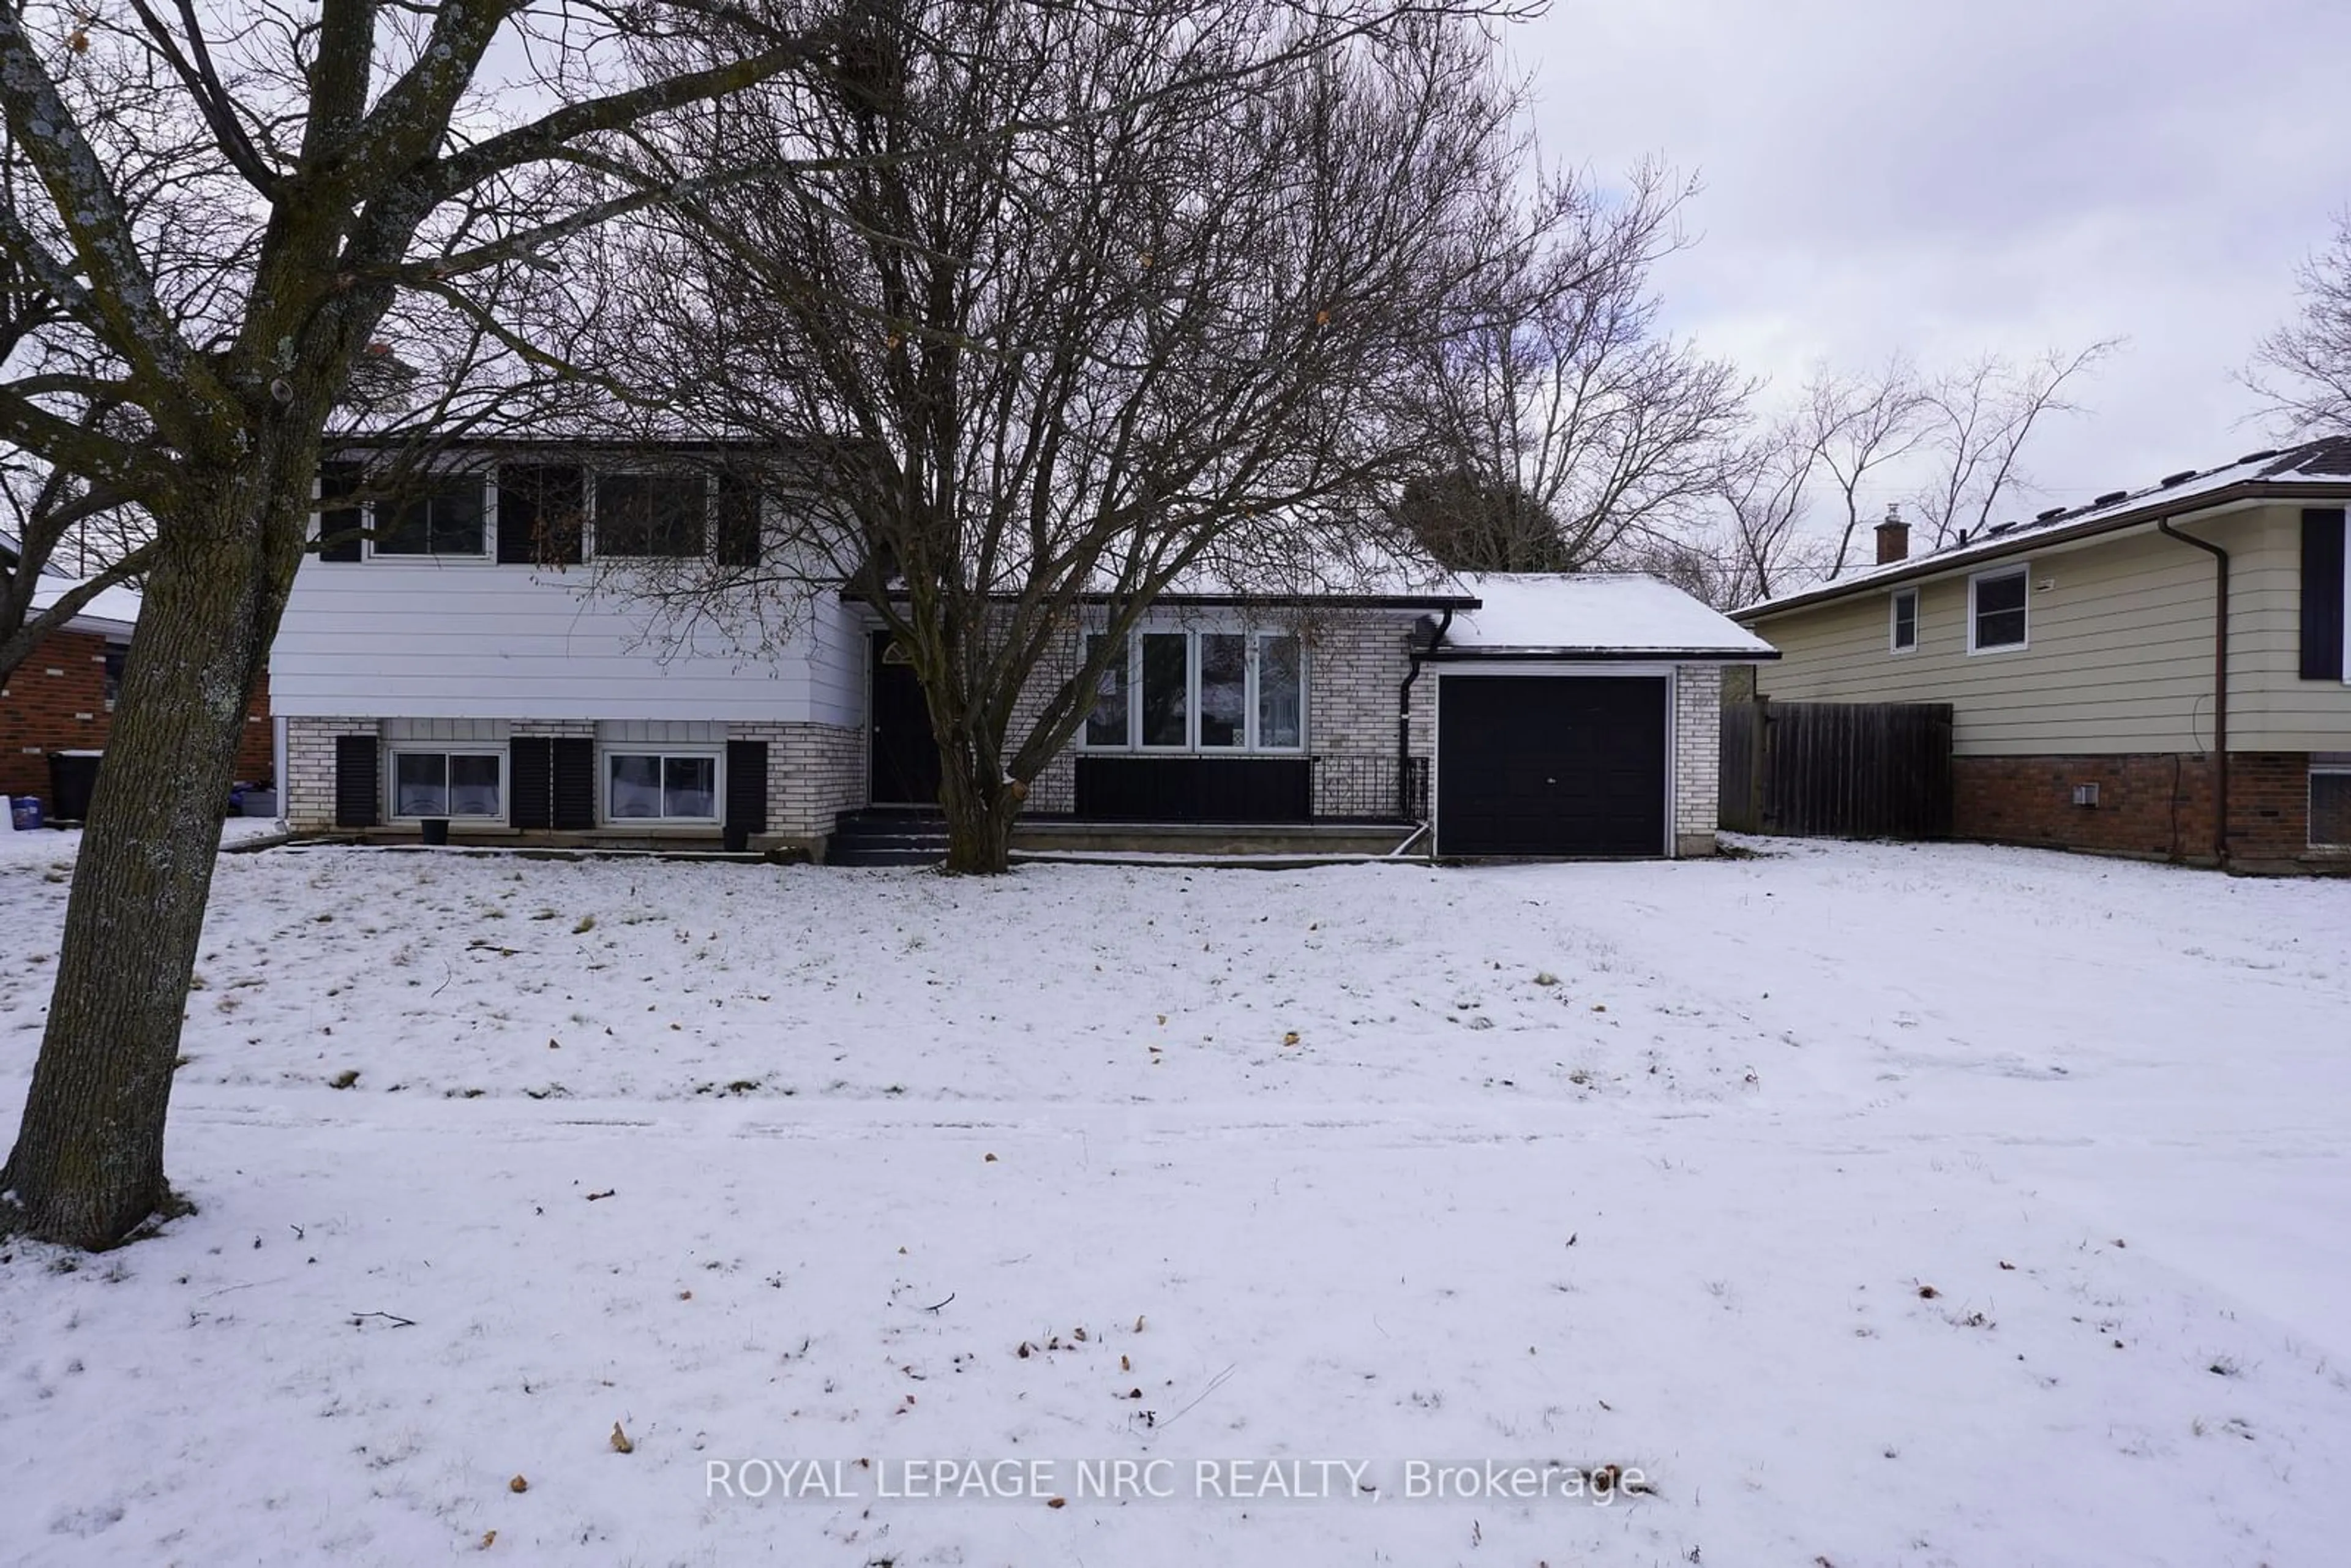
[1436,674,1668,857]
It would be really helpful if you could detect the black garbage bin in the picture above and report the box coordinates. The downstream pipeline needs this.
[47,750,103,823]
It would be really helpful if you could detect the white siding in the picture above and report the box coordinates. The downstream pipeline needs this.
[272,555,871,725]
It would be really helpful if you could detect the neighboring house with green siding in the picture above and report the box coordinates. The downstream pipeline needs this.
[1732,437,2351,874]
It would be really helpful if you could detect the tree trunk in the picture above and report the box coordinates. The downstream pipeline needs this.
[1,512,281,1249]
[936,746,1021,875]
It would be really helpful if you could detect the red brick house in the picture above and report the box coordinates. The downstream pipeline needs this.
[2,576,275,820]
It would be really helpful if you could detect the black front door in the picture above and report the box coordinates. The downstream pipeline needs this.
[869,633,942,807]
[1436,674,1668,857]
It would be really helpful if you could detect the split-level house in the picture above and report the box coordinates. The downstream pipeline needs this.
[270,438,1775,861]
[1734,437,2351,872]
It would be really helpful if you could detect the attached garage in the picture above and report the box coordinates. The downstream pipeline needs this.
[1436,672,1669,857]
[1423,575,1780,860]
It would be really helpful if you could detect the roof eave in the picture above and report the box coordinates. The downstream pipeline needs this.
[1431,645,1780,662]
[1733,478,2351,623]
[842,587,1482,611]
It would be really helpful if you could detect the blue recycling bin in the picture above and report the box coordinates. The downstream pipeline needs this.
[11,795,42,831]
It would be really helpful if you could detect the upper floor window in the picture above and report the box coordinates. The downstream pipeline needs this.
[313,459,765,567]
[1084,627,1305,752]
[1969,565,2028,653]
[1889,587,1918,653]
[375,481,486,557]
[596,474,707,558]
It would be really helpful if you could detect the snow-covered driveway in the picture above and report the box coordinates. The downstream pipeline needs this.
[1,837,2345,1566]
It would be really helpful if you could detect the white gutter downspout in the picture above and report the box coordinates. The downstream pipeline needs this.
[273,713,289,827]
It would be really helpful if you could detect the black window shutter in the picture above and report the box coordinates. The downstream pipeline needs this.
[334,735,379,826]
[318,460,364,562]
[552,737,596,829]
[496,464,587,566]
[2303,508,2347,681]
[726,740,768,833]
[508,738,555,828]
[714,475,760,568]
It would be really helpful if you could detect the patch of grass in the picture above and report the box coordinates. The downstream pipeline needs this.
[572,915,597,934]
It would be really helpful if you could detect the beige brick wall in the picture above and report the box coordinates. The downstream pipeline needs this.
[730,720,866,838]
[285,715,373,830]
[1008,617,1083,814]
[1673,664,1722,855]
[1305,613,1425,817]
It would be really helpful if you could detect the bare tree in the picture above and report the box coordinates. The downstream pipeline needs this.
[1402,161,1751,572]
[0,1,815,1250]
[1692,416,1824,609]
[599,2,1578,873]
[2249,211,2351,436]
[0,126,156,680]
[1908,342,2117,550]
[1810,356,1927,578]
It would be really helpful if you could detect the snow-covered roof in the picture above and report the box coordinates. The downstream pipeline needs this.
[1735,435,2351,621]
[1438,572,1778,660]
[29,576,141,635]
[1135,531,1471,605]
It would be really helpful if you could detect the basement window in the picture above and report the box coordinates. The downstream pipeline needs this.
[2312,757,2351,848]
[390,749,503,819]
[606,752,719,822]
[1969,565,2029,653]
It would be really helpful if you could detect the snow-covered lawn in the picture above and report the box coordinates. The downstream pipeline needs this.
[2,837,2347,1566]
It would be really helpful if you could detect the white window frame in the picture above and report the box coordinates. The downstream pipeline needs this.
[385,746,507,823]
[599,746,724,824]
[1967,563,2030,655]
[362,473,496,563]
[1134,629,1194,753]
[2311,756,2351,849]
[588,470,713,563]
[1078,626,1308,754]
[1888,587,1919,655]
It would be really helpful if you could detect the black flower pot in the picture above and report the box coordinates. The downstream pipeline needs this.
[420,817,450,846]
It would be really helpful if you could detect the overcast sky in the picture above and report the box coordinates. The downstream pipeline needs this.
[1520,0,2351,511]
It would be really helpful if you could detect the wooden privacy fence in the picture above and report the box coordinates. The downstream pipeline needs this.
[1719,698,1954,839]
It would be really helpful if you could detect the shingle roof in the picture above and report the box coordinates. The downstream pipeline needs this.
[1733,435,2351,621]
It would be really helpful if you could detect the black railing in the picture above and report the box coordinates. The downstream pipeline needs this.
[1310,753,1427,823]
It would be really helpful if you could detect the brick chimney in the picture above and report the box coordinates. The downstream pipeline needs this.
[1874,503,1910,565]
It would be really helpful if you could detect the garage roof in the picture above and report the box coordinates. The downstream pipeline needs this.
[1436,573,1779,661]
[29,576,142,637]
